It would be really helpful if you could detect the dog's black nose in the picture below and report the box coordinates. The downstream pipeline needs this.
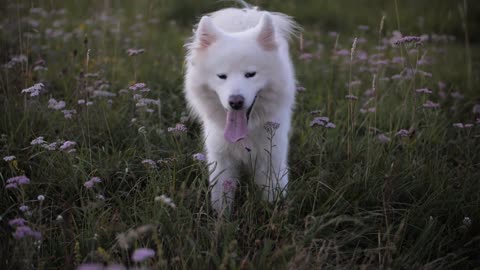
[228,95,244,110]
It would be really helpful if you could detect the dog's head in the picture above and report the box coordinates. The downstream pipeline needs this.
[188,13,281,142]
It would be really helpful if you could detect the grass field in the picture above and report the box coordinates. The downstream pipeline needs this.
[1,0,480,269]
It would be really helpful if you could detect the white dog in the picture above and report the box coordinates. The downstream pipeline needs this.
[184,6,297,212]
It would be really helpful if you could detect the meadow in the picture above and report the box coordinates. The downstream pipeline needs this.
[1,0,480,269]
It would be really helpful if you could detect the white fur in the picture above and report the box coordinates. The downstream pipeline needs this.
[184,7,298,213]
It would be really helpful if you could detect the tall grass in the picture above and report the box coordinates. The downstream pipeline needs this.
[1,0,479,269]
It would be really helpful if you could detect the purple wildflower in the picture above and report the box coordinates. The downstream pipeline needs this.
[396,129,410,137]
[452,123,464,129]
[6,183,18,189]
[154,195,176,208]
[77,264,104,270]
[310,117,329,127]
[358,25,370,31]
[91,177,102,183]
[129,83,146,91]
[31,136,46,145]
[142,159,157,168]
[472,104,480,114]
[136,98,160,107]
[451,91,464,100]
[423,100,440,109]
[13,225,41,240]
[42,142,58,151]
[60,141,76,151]
[264,121,280,130]
[392,36,422,47]
[325,122,336,129]
[131,248,155,262]
[62,109,77,119]
[6,175,30,189]
[418,70,432,77]
[19,205,29,212]
[299,53,314,61]
[222,179,237,193]
[48,98,66,110]
[438,81,446,90]
[21,83,45,97]
[297,85,307,92]
[328,31,338,37]
[359,107,376,114]
[415,88,432,94]
[391,56,405,64]
[167,123,187,133]
[9,218,26,227]
[126,48,145,56]
[335,49,350,56]
[376,134,391,144]
[93,90,117,98]
[345,94,358,100]
[84,176,102,188]
[3,155,16,162]
[192,153,206,161]
[347,80,361,88]
[391,74,403,80]
[37,195,45,201]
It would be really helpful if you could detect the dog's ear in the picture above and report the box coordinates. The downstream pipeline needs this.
[194,16,221,50]
[256,13,277,51]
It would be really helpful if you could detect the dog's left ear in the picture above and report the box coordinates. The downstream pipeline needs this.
[256,13,277,51]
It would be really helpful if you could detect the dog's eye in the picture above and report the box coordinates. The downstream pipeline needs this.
[217,74,227,80]
[245,72,256,78]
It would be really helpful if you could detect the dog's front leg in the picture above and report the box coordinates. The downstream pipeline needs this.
[207,148,238,214]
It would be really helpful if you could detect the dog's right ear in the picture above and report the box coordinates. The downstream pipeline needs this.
[194,16,222,50]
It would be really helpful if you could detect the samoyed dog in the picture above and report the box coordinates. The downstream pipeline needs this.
[184,5,298,213]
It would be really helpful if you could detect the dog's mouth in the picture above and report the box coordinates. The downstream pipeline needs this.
[224,95,258,143]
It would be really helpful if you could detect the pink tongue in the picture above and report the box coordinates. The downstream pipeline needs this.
[224,110,248,143]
